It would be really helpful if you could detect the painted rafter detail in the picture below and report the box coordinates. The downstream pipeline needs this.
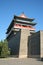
[14,24,35,30]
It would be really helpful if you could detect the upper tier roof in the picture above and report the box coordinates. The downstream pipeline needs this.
[6,13,36,34]
[14,13,34,21]
[19,13,27,18]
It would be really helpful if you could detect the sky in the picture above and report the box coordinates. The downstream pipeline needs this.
[0,0,43,40]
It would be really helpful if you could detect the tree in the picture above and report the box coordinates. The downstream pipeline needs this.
[0,41,3,56]
[0,40,10,58]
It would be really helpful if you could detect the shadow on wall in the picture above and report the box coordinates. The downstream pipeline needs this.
[27,33,40,58]
[27,36,30,58]
[7,30,21,58]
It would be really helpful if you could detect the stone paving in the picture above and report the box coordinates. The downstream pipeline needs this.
[0,58,43,65]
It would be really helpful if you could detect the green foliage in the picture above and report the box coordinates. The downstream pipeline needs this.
[0,40,10,58]
[0,41,3,56]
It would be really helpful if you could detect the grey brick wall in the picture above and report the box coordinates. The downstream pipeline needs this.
[28,31,40,58]
[8,29,30,58]
[8,30,21,57]
[19,29,30,58]
[7,29,43,58]
[40,31,43,58]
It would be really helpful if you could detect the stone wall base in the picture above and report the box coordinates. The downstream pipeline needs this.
[19,55,27,58]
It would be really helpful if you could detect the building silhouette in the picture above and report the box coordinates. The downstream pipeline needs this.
[6,13,43,59]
